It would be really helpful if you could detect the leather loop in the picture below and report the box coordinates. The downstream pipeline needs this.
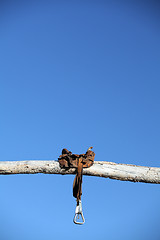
[58,148,95,169]
[58,148,95,224]
[58,148,95,200]
[73,157,83,201]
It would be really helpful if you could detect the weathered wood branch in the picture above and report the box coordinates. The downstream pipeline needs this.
[0,160,160,184]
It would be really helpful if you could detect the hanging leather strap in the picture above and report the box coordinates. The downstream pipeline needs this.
[58,148,95,199]
[58,147,95,224]
[73,157,83,201]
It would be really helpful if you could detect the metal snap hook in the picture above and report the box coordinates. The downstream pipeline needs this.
[73,200,85,225]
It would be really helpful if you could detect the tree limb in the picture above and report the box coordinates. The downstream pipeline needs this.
[0,160,160,184]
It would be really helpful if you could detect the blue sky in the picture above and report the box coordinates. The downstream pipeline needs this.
[0,1,160,240]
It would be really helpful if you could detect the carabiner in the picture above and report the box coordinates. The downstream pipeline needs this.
[73,200,85,225]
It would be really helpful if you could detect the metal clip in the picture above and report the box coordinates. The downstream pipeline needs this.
[73,200,85,225]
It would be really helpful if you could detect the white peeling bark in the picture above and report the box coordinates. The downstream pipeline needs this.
[0,160,160,184]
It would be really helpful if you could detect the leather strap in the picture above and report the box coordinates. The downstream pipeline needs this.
[58,148,95,224]
[58,148,95,201]
[73,157,83,201]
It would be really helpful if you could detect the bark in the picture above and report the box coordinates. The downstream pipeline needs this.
[0,160,160,184]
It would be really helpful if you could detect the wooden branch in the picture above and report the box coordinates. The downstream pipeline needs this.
[0,160,160,184]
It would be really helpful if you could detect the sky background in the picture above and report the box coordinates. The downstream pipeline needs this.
[0,1,160,240]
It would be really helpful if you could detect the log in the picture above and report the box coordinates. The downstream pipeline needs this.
[0,160,160,184]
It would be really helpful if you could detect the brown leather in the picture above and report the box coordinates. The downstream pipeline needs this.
[58,148,95,202]
[58,149,95,169]
[73,157,83,201]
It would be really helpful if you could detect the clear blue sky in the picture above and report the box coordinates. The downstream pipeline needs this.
[0,1,160,240]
